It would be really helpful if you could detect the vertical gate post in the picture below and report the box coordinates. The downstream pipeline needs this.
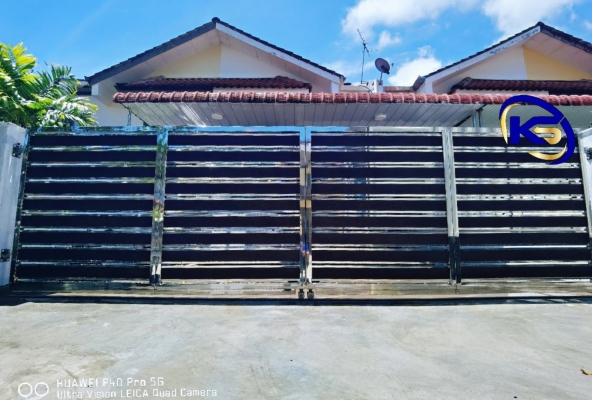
[299,127,312,287]
[150,127,168,285]
[577,128,592,272]
[0,123,27,286]
[442,128,461,285]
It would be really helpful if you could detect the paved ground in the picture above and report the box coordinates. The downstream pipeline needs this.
[1,299,591,400]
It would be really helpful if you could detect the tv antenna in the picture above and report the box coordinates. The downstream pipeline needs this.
[357,29,375,83]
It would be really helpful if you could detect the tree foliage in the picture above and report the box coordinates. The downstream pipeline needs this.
[0,42,97,129]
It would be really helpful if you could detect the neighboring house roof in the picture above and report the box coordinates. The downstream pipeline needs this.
[414,21,592,89]
[115,76,312,92]
[77,80,91,95]
[85,17,343,85]
[113,91,592,106]
[450,77,592,95]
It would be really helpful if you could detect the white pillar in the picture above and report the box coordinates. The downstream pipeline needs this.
[0,122,26,286]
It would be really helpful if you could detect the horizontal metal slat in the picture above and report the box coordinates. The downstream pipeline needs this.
[461,260,590,267]
[312,210,446,217]
[21,210,151,217]
[313,178,445,184]
[311,244,448,251]
[20,244,150,250]
[312,194,446,200]
[29,162,157,168]
[166,177,298,184]
[312,131,443,137]
[161,261,299,268]
[168,145,297,152]
[164,227,299,234]
[456,178,581,185]
[455,162,579,169]
[454,147,579,153]
[17,261,150,268]
[312,227,447,234]
[312,261,448,268]
[162,244,299,251]
[168,129,301,136]
[166,193,299,201]
[459,227,587,234]
[29,146,156,152]
[27,178,155,184]
[458,210,585,217]
[167,161,298,168]
[312,146,442,152]
[461,244,588,251]
[24,194,153,200]
[164,210,299,217]
[21,227,151,234]
[312,162,444,168]
[457,194,584,201]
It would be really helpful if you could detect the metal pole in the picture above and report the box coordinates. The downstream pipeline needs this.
[577,128,592,273]
[8,129,29,284]
[442,128,461,284]
[299,127,312,292]
[150,128,168,285]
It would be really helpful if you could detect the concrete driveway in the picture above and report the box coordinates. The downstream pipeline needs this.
[0,298,591,399]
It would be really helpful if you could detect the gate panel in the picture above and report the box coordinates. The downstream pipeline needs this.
[309,128,450,280]
[453,129,590,278]
[14,128,158,280]
[161,127,302,280]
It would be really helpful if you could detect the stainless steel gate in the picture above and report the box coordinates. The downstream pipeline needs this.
[159,127,303,282]
[10,126,592,287]
[308,127,452,280]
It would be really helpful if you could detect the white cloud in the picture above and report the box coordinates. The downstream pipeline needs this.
[482,0,580,39]
[377,31,401,50]
[387,47,442,86]
[585,20,592,30]
[342,0,478,39]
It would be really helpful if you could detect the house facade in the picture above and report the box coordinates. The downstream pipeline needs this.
[7,17,592,291]
[79,18,592,129]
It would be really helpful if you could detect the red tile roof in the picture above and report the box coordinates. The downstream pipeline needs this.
[113,91,592,106]
[450,77,592,95]
[115,76,312,92]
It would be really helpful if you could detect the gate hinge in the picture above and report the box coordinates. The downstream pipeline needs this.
[12,143,24,158]
[0,249,10,262]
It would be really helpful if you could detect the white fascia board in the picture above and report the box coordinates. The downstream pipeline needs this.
[424,26,541,87]
[215,23,341,83]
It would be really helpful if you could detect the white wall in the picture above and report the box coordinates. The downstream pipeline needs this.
[430,46,528,94]
[154,45,222,78]
[87,95,143,127]
[0,122,26,286]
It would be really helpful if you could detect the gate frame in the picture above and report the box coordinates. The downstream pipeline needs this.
[11,125,590,291]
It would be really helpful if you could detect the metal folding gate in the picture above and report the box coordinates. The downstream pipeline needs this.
[10,126,592,287]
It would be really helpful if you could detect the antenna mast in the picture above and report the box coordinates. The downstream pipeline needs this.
[357,29,372,83]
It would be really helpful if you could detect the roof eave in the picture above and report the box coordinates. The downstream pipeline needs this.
[85,18,344,86]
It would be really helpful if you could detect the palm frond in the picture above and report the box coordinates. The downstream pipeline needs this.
[0,42,98,129]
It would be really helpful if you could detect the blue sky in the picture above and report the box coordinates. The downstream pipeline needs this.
[1,0,592,86]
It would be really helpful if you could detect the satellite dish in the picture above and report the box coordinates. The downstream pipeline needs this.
[375,58,391,74]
